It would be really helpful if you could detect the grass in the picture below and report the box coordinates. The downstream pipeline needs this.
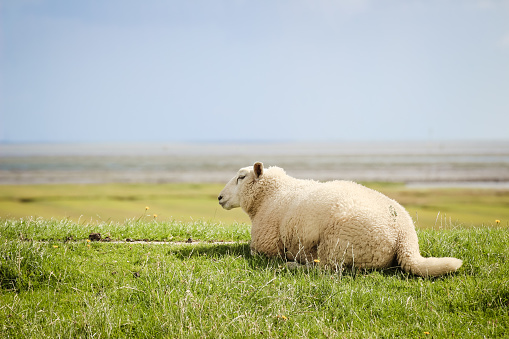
[1,218,508,338]
[0,183,250,224]
[1,183,508,228]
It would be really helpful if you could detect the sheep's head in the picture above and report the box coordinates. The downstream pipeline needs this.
[218,162,264,210]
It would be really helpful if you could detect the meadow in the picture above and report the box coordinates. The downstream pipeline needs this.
[0,183,508,228]
[1,183,508,337]
[0,218,508,338]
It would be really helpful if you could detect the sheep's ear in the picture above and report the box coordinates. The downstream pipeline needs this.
[253,162,264,180]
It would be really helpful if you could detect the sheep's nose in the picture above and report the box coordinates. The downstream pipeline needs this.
[218,195,223,201]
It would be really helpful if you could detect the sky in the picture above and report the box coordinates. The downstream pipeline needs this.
[1,0,509,143]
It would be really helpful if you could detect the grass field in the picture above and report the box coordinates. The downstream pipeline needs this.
[1,219,508,338]
[1,183,508,337]
[0,183,249,224]
[0,183,508,228]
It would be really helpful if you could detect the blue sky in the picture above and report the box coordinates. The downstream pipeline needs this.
[1,0,509,143]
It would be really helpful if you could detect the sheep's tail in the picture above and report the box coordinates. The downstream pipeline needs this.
[396,227,462,277]
[400,256,463,277]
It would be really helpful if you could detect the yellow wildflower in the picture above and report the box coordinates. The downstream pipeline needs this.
[153,214,158,218]
[86,239,91,242]
[313,259,320,263]
[53,245,58,248]
[281,315,287,320]
[424,332,430,335]
[495,220,500,224]
[145,206,150,210]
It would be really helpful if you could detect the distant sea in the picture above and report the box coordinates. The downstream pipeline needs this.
[1,141,508,187]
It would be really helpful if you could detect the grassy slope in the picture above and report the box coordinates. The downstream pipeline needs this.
[1,219,508,338]
[1,183,508,228]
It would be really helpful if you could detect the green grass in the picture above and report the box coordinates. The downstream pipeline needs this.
[0,217,250,243]
[374,184,509,229]
[1,219,508,338]
[1,183,508,228]
[0,183,250,224]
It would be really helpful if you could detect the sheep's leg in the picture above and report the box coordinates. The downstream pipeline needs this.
[285,261,319,270]
[286,261,304,269]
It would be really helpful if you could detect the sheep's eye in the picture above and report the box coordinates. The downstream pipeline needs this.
[237,175,246,183]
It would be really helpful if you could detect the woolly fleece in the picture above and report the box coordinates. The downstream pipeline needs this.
[218,162,463,277]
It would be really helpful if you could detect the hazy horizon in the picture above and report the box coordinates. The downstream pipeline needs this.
[2,139,509,156]
[1,140,508,185]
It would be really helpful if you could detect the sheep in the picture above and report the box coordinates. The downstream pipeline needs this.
[218,162,463,277]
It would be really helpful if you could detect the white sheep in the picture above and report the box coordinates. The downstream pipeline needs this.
[218,162,463,277]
